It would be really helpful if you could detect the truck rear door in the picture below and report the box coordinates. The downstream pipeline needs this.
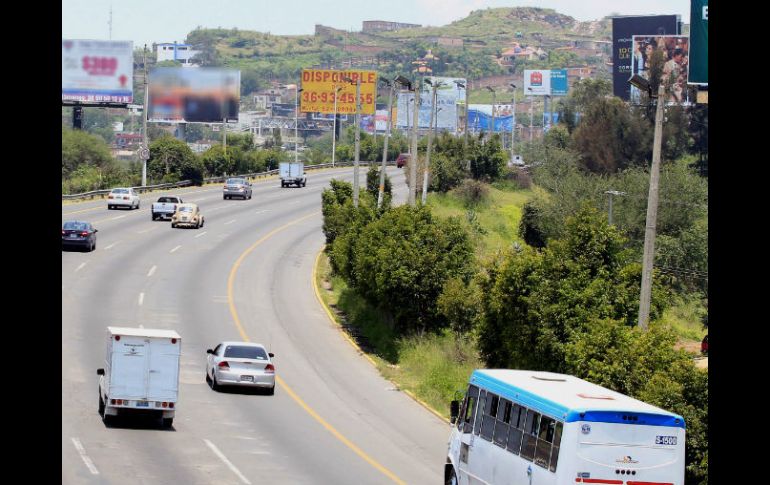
[147,338,180,402]
[110,336,151,399]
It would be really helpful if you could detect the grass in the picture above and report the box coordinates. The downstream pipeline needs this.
[659,293,708,342]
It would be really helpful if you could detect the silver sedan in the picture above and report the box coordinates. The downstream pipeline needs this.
[206,342,275,394]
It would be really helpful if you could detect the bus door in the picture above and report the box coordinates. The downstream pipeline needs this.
[456,385,480,483]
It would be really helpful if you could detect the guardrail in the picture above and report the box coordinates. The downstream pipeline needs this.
[61,161,395,200]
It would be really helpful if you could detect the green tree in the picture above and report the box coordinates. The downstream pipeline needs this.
[148,135,203,184]
[62,127,114,177]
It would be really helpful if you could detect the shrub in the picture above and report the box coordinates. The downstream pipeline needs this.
[453,179,489,208]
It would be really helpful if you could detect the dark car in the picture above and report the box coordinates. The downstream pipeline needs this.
[396,153,410,168]
[62,221,98,252]
[701,334,708,356]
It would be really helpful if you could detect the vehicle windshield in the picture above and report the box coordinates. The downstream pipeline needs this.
[158,197,177,203]
[63,222,88,231]
[226,179,245,185]
[178,206,194,213]
[223,345,268,360]
[111,188,129,194]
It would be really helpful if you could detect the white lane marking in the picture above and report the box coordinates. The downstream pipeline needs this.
[110,215,127,221]
[170,245,182,253]
[224,219,236,225]
[138,227,159,234]
[75,262,87,273]
[104,242,120,250]
[138,293,145,306]
[147,265,157,277]
[195,231,207,238]
[139,324,144,329]
[71,438,99,475]
[204,439,252,485]
[254,210,270,215]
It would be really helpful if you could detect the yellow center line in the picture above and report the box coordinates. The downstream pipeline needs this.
[226,211,406,485]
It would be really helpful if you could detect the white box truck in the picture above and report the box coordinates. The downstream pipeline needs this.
[97,327,181,428]
[280,162,307,187]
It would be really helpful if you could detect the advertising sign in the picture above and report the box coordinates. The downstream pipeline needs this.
[524,70,551,96]
[300,69,377,115]
[688,0,708,85]
[395,77,466,131]
[62,39,133,104]
[612,15,680,100]
[550,69,568,96]
[148,67,240,123]
[467,104,514,133]
[631,35,690,104]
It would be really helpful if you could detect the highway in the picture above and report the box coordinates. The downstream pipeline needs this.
[62,167,449,484]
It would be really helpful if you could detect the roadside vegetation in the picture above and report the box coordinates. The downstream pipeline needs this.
[318,73,708,483]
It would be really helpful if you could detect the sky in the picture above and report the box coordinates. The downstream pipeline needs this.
[62,0,692,48]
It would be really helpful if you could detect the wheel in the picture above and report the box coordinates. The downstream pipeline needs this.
[211,371,219,391]
[171,223,177,228]
[90,241,96,252]
[223,195,227,200]
[302,181,306,187]
[445,467,458,485]
[162,418,173,428]
[136,201,140,209]
[195,220,200,229]
[248,193,252,199]
[205,370,211,384]
[200,218,204,227]
[98,393,105,417]
[152,213,157,221]
[108,205,113,210]
[266,385,275,396]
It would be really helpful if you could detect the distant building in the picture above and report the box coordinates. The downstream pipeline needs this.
[362,20,421,33]
[114,133,143,148]
[253,88,283,110]
[155,42,200,66]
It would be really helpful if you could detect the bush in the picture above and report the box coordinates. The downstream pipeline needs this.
[429,153,467,193]
[453,179,489,208]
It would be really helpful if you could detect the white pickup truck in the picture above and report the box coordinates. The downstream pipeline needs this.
[97,327,181,428]
[280,162,307,188]
[151,195,183,220]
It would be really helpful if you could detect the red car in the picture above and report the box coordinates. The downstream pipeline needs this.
[396,153,410,168]
[701,335,708,356]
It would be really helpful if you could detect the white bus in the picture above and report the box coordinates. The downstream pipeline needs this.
[446,369,685,485]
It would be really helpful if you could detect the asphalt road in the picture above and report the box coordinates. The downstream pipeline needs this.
[62,167,450,485]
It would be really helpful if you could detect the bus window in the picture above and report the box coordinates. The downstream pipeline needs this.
[461,385,480,434]
[535,415,556,468]
[520,410,541,461]
[473,390,487,436]
[549,421,563,472]
[480,394,499,441]
[506,404,526,455]
[493,399,511,448]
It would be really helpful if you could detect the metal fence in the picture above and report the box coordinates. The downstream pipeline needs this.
[61,161,393,200]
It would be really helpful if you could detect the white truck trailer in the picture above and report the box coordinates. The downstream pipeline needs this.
[279,162,307,187]
[97,327,181,428]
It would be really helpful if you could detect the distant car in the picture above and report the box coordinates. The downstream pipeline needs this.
[107,187,140,210]
[171,203,204,229]
[701,334,708,356]
[396,153,410,168]
[62,221,98,251]
[206,342,275,394]
[223,178,252,200]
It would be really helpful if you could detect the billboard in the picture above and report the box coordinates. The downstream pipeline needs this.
[524,70,551,96]
[300,69,377,115]
[631,35,690,104]
[395,77,466,131]
[467,104,514,133]
[612,15,680,100]
[688,0,708,85]
[550,69,568,96]
[62,39,133,104]
[148,67,240,123]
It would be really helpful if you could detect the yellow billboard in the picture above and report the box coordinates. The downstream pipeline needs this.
[300,69,377,115]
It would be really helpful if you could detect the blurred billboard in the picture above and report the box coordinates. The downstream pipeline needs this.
[148,67,240,123]
[62,39,133,104]
[467,104,514,133]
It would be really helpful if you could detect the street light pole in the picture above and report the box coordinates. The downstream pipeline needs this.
[378,79,395,209]
[142,44,148,187]
[637,82,667,330]
[486,86,496,137]
[352,77,361,207]
[295,86,303,164]
[409,81,420,206]
[423,79,441,205]
[331,85,342,167]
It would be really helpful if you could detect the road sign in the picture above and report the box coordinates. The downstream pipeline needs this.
[138,146,150,160]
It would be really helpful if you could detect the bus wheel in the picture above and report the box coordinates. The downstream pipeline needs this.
[445,467,457,485]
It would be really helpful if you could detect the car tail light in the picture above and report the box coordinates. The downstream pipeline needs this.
[108,195,114,199]
[114,335,121,341]
[218,361,230,370]
[116,399,123,405]
[171,338,177,344]
[110,399,116,404]
[265,363,275,374]
[80,231,89,236]
[162,402,168,408]
[169,402,174,408]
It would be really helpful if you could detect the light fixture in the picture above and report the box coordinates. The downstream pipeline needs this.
[628,74,654,98]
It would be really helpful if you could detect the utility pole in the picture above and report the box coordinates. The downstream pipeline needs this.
[638,83,666,330]
[141,44,149,187]
[510,83,517,161]
[352,77,361,207]
[423,79,442,204]
[295,85,303,164]
[409,81,420,206]
[486,86,496,136]
[331,85,342,168]
[605,190,625,225]
[378,79,395,209]
[464,80,470,150]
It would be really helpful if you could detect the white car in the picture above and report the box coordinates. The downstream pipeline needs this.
[206,342,275,395]
[107,187,140,210]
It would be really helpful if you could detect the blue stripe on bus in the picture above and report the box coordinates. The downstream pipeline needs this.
[471,371,685,428]
[565,410,686,428]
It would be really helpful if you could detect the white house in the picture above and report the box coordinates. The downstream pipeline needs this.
[156,42,200,66]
